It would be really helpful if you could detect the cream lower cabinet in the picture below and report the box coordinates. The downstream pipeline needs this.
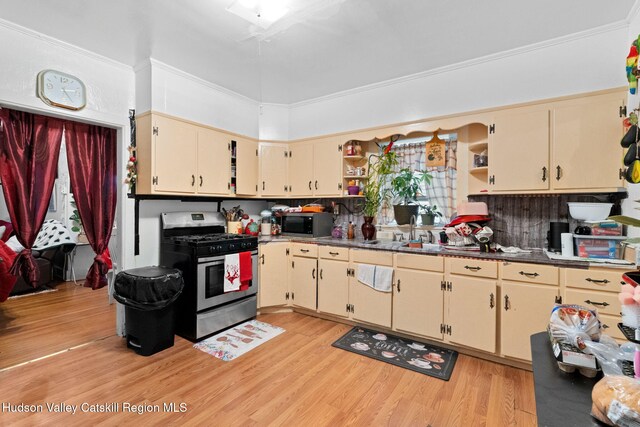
[348,249,394,328]
[392,253,445,340]
[290,255,317,311]
[500,281,559,361]
[318,257,350,318]
[258,243,290,308]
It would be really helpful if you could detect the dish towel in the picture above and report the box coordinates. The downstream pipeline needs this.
[224,253,241,292]
[239,251,252,291]
[356,264,393,293]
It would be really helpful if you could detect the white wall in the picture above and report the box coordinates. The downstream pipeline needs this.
[138,59,260,138]
[0,19,135,273]
[259,103,290,141]
[287,24,629,140]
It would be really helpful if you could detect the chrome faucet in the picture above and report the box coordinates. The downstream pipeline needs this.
[409,215,416,241]
[393,232,404,242]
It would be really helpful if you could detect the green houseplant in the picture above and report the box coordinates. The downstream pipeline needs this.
[390,168,432,225]
[419,204,442,226]
[361,147,397,239]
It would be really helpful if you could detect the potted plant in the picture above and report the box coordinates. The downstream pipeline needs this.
[390,168,432,225]
[69,200,88,243]
[419,204,442,226]
[361,147,397,240]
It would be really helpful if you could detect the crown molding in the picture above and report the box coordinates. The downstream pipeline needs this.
[0,18,133,73]
[148,58,260,106]
[289,20,629,108]
[627,0,640,23]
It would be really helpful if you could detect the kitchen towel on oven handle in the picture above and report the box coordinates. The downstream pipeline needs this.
[356,264,393,292]
[239,251,252,291]
[224,253,241,292]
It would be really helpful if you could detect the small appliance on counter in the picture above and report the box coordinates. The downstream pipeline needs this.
[547,221,569,253]
[281,212,334,237]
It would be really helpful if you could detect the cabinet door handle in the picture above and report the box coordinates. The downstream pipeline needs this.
[541,167,547,182]
[489,293,495,309]
[315,180,318,190]
[584,299,609,307]
[329,251,339,256]
[308,181,312,190]
[260,254,265,265]
[320,269,323,280]
[191,175,195,186]
[199,175,203,187]
[504,295,510,311]
[312,268,316,279]
[602,323,610,330]
[262,181,265,191]
[397,279,401,292]
[519,271,539,278]
[586,278,610,285]
[556,165,561,181]
[620,168,625,180]
[464,265,481,271]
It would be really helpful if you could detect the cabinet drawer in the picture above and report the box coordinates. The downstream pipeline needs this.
[501,262,558,285]
[318,246,348,261]
[599,314,623,341]
[449,258,497,279]
[395,253,444,272]
[564,268,624,293]
[350,249,393,267]
[291,243,318,258]
[564,289,621,317]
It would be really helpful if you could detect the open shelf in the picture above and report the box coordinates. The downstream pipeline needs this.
[343,155,365,161]
[469,167,488,174]
[344,175,369,179]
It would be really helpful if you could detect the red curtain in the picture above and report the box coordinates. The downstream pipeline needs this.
[65,122,117,290]
[0,108,63,287]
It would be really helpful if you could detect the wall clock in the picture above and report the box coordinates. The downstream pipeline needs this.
[36,69,86,111]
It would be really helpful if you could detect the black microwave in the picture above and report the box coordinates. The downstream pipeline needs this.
[281,213,334,237]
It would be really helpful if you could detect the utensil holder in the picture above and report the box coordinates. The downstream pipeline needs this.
[227,221,242,234]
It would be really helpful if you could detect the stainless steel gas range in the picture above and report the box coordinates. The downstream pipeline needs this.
[160,212,259,341]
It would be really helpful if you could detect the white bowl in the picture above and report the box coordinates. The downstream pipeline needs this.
[567,203,613,221]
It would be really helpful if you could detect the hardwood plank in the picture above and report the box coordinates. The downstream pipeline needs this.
[0,287,536,425]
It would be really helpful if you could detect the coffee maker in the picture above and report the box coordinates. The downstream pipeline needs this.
[547,222,569,253]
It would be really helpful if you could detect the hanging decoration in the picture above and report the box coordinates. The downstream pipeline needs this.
[425,130,446,167]
[627,36,640,94]
[125,109,137,192]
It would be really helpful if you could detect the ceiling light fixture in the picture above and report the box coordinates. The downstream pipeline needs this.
[227,0,290,29]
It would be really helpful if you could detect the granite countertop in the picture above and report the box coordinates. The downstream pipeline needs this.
[258,235,598,269]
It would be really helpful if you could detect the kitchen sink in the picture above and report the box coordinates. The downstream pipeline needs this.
[401,243,442,251]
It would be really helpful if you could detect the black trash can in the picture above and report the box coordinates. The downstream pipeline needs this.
[113,266,184,356]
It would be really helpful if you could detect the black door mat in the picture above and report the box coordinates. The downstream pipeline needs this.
[332,327,458,381]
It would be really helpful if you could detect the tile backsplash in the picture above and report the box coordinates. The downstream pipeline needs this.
[467,193,626,249]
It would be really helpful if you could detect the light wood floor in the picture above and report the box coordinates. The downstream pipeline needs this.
[0,283,537,426]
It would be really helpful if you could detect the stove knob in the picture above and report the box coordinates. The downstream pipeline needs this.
[241,242,247,249]
[229,244,236,251]
[210,246,216,254]
[216,245,223,253]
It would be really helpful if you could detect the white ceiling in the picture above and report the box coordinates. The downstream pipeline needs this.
[0,0,635,104]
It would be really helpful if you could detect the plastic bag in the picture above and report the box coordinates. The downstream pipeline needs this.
[583,337,633,377]
[592,375,640,425]
[548,304,601,350]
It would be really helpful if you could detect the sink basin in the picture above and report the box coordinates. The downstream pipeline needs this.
[401,243,442,251]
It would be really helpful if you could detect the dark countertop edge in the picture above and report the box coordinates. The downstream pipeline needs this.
[258,236,595,269]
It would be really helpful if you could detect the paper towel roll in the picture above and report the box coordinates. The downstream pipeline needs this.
[561,233,574,257]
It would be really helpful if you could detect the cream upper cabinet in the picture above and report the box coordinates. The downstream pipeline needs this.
[288,143,314,197]
[290,256,317,311]
[235,138,259,196]
[196,128,231,195]
[552,92,625,190]
[489,106,550,191]
[317,257,350,318]
[260,143,289,197]
[313,138,343,196]
[393,268,444,340]
[258,243,289,308]
[447,275,497,353]
[500,281,558,361]
[152,115,198,194]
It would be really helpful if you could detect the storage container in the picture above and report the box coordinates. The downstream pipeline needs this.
[573,235,626,259]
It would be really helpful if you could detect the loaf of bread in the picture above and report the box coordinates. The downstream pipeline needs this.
[591,376,640,425]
